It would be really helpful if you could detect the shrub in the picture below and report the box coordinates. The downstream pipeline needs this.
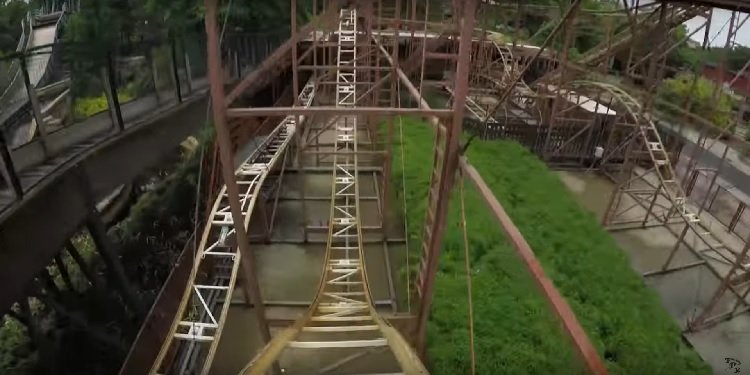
[390,117,711,374]
[0,317,34,375]
[657,72,736,130]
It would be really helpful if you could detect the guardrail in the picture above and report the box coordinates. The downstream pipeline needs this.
[0,29,292,214]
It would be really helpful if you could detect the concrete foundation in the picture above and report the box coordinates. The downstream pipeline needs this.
[559,171,750,374]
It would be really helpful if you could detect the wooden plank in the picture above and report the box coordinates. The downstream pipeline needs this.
[302,325,379,332]
[289,339,388,348]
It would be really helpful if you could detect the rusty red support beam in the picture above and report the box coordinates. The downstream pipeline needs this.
[459,157,609,375]
[204,0,272,344]
[415,0,476,358]
[225,5,340,106]
[481,0,582,124]
[227,106,453,117]
[385,15,608,372]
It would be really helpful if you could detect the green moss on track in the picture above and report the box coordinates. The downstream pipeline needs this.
[389,117,710,375]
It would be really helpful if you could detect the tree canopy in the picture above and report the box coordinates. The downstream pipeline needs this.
[657,72,737,129]
[0,0,30,56]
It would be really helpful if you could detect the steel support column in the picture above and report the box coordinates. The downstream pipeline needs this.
[414,0,476,357]
[204,0,272,344]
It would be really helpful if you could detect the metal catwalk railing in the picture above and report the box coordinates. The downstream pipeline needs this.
[149,80,315,375]
[239,9,427,375]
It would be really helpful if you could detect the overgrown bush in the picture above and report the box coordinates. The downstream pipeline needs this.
[391,117,711,374]
[0,129,213,374]
[0,317,34,375]
[73,91,134,119]
[113,128,213,301]
[657,72,736,130]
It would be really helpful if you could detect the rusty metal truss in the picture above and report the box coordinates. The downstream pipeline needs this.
[236,8,427,374]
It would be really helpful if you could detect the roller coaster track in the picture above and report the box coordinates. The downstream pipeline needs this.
[149,80,316,375]
[584,82,746,270]
[239,9,427,374]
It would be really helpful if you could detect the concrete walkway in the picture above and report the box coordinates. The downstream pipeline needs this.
[559,171,750,375]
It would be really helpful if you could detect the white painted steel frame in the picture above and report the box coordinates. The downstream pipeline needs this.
[150,80,316,375]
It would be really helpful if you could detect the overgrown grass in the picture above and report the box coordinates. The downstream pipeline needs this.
[390,116,710,374]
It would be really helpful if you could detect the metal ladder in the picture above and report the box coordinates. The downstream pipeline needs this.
[416,120,447,298]
[239,9,428,374]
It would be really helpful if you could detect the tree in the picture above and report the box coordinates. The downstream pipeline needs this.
[0,0,29,55]
[657,72,736,130]
[64,0,120,62]
[144,0,202,38]
[63,0,121,98]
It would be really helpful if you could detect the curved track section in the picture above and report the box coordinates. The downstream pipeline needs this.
[150,80,316,375]
[566,81,739,266]
[239,9,427,375]
[0,10,65,145]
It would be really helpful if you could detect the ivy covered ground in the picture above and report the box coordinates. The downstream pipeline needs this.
[390,117,710,374]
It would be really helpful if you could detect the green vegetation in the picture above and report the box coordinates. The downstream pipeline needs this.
[391,117,710,374]
[73,91,134,119]
[673,42,750,73]
[0,318,33,375]
[0,129,212,374]
[657,72,736,130]
[484,0,622,55]
[113,131,212,296]
[0,0,29,56]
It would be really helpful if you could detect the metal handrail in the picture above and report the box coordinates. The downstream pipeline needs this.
[0,8,67,140]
